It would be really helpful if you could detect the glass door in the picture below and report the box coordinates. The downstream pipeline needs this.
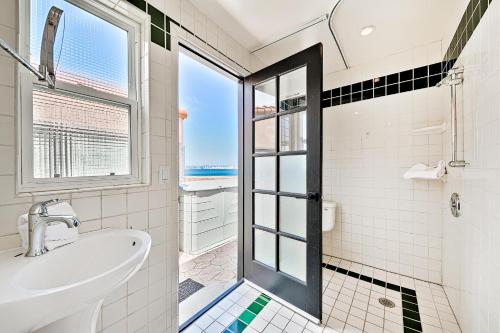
[243,44,323,321]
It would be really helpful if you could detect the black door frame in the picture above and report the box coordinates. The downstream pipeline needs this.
[243,43,323,320]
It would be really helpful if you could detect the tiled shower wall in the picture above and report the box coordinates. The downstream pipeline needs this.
[0,0,258,332]
[442,0,500,331]
[322,43,449,284]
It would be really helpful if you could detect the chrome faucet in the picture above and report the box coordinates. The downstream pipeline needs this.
[25,199,81,257]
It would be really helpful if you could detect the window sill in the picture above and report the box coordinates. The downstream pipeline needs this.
[16,182,151,197]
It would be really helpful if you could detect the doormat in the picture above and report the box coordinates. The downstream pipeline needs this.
[179,278,205,303]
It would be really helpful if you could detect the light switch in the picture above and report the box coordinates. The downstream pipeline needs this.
[159,165,169,184]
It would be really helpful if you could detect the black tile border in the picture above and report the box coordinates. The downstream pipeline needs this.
[124,0,493,85]
[322,263,423,332]
[323,0,494,109]
[321,61,447,108]
[123,0,251,73]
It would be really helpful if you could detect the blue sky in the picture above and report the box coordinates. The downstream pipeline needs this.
[31,0,238,168]
[30,0,128,93]
[179,53,239,167]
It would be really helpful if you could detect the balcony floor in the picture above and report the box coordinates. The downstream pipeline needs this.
[179,240,238,325]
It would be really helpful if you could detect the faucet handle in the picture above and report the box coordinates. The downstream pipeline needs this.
[29,198,61,215]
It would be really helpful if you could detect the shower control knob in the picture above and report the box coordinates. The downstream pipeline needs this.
[450,193,461,218]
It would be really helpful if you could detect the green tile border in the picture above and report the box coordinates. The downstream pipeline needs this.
[224,293,271,333]
[123,0,252,73]
[147,3,164,29]
[151,24,165,48]
[443,0,493,72]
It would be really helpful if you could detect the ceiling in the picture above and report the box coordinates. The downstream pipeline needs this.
[191,0,468,75]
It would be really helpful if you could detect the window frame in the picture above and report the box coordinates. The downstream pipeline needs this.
[17,0,150,193]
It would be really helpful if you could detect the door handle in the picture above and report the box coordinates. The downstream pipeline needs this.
[306,192,320,201]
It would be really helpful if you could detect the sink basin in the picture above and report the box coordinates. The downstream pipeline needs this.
[0,229,151,333]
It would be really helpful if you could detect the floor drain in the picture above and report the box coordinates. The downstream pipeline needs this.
[379,298,395,308]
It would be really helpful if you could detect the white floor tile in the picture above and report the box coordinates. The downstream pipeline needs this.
[325,316,344,331]
[182,255,460,333]
[290,313,308,327]
[249,317,270,332]
[205,321,225,333]
[284,320,304,333]
[278,306,295,319]
[263,324,283,333]
[194,314,214,330]
[216,312,235,327]
[270,313,290,330]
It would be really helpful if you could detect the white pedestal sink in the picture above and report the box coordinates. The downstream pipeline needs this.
[0,229,151,333]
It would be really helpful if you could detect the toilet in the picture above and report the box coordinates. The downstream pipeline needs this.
[322,201,336,232]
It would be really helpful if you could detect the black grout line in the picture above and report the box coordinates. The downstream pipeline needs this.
[322,262,423,332]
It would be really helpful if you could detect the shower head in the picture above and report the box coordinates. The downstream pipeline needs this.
[435,67,464,88]
[39,6,64,88]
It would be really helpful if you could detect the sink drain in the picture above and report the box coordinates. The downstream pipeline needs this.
[379,298,395,308]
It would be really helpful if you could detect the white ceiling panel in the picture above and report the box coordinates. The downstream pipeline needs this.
[193,0,469,74]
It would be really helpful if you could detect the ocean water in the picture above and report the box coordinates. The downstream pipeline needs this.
[184,169,238,177]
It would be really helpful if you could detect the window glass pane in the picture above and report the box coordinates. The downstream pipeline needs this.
[279,66,307,112]
[280,155,306,194]
[33,89,130,178]
[279,111,306,152]
[254,193,276,229]
[255,229,275,268]
[255,78,276,117]
[254,156,276,191]
[254,118,275,153]
[30,0,129,97]
[279,197,306,238]
[279,236,306,282]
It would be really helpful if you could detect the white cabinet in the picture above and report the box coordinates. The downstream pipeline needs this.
[180,186,237,255]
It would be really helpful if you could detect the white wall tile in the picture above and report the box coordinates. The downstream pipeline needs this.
[322,43,447,283]
[0,146,14,175]
[102,215,127,229]
[0,115,14,145]
[442,2,500,331]
[102,297,127,329]
[128,210,149,230]
[72,196,101,222]
[102,194,127,218]
[128,288,148,315]
[0,1,258,332]
[127,192,149,213]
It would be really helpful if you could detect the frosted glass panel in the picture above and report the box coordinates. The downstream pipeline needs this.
[280,197,306,238]
[279,67,306,112]
[30,0,129,97]
[280,155,306,193]
[254,118,275,153]
[279,237,306,282]
[255,79,276,116]
[255,194,276,229]
[280,111,307,152]
[33,88,130,179]
[255,157,276,191]
[255,229,276,268]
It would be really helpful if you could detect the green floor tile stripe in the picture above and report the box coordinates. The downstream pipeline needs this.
[224,293,270,333]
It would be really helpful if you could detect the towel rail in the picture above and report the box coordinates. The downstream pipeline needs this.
[437,67,468,168]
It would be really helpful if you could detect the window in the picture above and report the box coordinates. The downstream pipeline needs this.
[18,0,150,192]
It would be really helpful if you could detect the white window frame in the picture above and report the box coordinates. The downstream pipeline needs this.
[17,0,150,193]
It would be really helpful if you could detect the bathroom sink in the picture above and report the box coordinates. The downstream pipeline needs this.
[0,229,151,333]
